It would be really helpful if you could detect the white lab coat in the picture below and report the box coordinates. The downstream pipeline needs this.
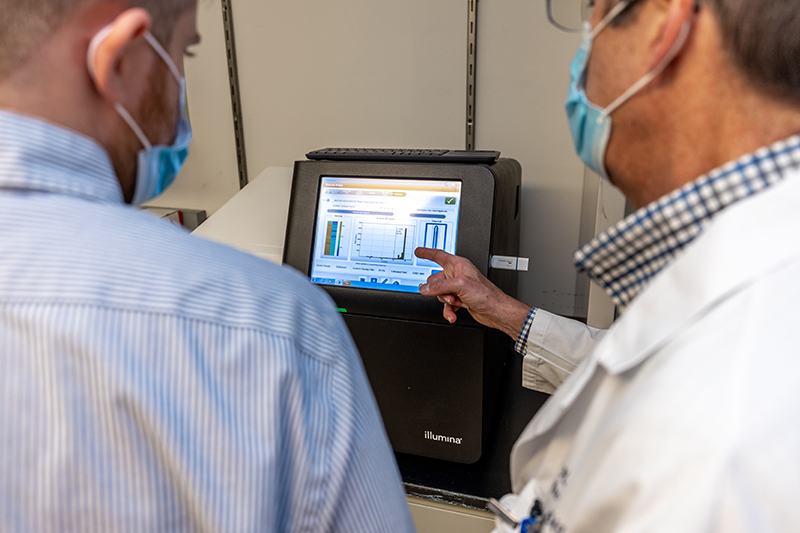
[521,308,606,394]
[495,171,800,532]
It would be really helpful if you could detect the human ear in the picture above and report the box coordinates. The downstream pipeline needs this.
[87,8,152,106]
[648,0,695,71]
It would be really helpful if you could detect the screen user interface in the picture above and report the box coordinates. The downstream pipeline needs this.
[310,176,462,293]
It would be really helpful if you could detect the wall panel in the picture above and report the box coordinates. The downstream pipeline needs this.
[476,0,585,315]
[232,0,467,178]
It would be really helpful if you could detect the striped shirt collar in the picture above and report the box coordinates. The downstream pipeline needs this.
[574,135,800,308]
[0,109,123,204]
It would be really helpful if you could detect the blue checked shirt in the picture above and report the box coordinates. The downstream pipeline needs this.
[516,135,800,359]
[0,110,415,532]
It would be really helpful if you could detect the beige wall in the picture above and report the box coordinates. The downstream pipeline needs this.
[163,0,596,317]
[475,1,584,314]
[232,0,467,179]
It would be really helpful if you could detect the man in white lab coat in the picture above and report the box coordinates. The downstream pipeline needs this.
[417,0,800,530]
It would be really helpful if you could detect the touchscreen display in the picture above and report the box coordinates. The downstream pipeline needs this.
[310,176,462,293]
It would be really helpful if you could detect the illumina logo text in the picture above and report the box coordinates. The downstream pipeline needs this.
[424,431,463,445]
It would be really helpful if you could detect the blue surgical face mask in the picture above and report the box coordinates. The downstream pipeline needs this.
[566,2,691,181]
[87,26,193,205]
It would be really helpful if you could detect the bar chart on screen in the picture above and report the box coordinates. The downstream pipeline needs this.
[355,222,416,263]
[322,220,344,257]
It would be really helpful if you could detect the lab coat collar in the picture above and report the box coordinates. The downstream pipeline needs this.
[519,171,800,443]
[595,170,800,375]
[574,136,800,308]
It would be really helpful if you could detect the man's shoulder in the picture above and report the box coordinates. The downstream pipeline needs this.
[1,196,342,347]
[615,169,800,411]
[591,173,800,391]
[116,207,341,337]
[621,172,800,338]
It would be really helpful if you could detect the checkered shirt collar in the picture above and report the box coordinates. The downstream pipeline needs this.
[574,135,800,308]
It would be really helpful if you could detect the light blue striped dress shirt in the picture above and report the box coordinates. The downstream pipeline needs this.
[0,110,415,532]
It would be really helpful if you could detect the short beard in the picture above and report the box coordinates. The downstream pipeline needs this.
[108,62,173,204]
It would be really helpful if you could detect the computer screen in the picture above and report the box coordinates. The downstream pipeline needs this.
[283,159,519,322]
[310,176,462,293]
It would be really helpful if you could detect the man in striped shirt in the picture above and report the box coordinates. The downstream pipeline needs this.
[0,0,414,531]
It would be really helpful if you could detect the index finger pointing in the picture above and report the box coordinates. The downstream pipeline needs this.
[415,247,456,269]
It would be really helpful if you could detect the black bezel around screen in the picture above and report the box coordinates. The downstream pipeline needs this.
[283,160,496,324]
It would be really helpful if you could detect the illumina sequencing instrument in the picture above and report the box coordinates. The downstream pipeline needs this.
[310,176,462,293]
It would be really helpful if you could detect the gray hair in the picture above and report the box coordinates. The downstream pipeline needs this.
[707,0,800,104]
[609,0,800,104]
[0,0,195,78]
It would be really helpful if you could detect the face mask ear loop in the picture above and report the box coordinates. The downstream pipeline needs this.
[590,1,631,40]
[599,19,692,121]
[143,32,183,83]
[87,23,154,150]
[114,104,153,150]
[86,24,114,83]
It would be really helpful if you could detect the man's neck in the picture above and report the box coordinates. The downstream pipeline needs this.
[0,44,135,200]
[0,48,95,139]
